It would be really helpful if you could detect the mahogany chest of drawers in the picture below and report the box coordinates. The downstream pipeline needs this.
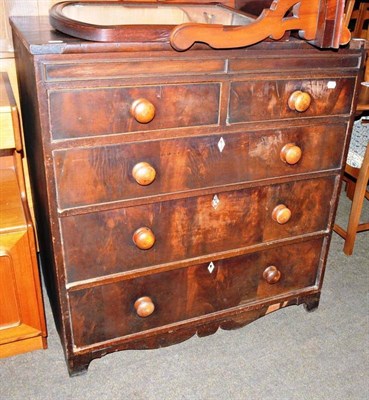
[10,14,365,375]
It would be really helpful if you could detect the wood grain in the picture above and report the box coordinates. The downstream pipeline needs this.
[53,124,345,210]
[61,176,335,283]
[228,78,354,123]
[69,238,322,348]
[0,155,47,357]
[10,12,363,374]
[49,83,220,139]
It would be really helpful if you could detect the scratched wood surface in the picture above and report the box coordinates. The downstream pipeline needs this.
[10,9,363,374]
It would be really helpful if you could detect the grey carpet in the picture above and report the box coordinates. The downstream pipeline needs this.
[1,189,368,400]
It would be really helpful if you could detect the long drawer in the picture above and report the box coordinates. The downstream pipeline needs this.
[61,176,335,283]
[228,78,354,123]
[69,238,323,348]
[53,124,345,210]
[49,83,220,140]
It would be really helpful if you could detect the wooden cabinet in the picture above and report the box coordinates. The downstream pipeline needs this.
[10,8,365,375]
[0,73,47,358]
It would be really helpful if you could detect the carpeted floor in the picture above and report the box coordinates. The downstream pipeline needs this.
[1,189,368,400]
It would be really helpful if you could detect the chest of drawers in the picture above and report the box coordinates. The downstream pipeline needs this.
[10,13,365,375]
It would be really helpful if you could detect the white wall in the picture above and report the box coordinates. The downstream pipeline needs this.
[1,0,61,52]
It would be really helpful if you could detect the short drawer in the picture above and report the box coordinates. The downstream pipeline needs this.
[228,78,355,123]
[69,238,322,348]
[49,83,220,140]
[61,176,335,283]
[53,124,346,210]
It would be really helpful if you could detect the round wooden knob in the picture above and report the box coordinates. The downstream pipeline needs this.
[280,143,302,165]
[132,227,156,250]
[272,204,292,224]
[288,91,312,112]
[130,98,155,123]
[132,162,156,186]
[134,296,155,317]
[263,266,282,284]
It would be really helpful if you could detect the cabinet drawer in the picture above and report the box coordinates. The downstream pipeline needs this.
[54,124,345,210]
[49,83,220,140]
[69,238,322,348]
[61,176,335,283]
[228,78,354,123]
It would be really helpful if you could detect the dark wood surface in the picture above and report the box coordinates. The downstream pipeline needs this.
[53,124,346,210]
[49,83,220,139]
[69,238,322,348]
[61,176,335,283]
[228,78,354,123]
[10,12,365,375]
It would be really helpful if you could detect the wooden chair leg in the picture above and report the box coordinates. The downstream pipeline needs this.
[343,146,369,255]
[344,0,355,28]
[345,178,356,200]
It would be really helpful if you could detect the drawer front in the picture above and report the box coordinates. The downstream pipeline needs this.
[69,238,323,348]
[228,78,354,123]
[44,59,226,82]
[49,83,220,139]
[54,124,345,210]
[61,176,335,283]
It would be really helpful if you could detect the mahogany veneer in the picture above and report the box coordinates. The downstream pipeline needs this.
[10,8,365,375]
